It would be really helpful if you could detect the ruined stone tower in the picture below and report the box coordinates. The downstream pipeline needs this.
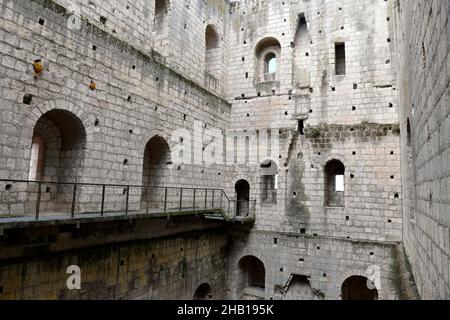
[0,0,448,300]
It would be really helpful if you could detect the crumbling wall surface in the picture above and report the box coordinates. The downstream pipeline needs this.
[395,0,450,299]
[227,230,398,300]
[0,228,228,300]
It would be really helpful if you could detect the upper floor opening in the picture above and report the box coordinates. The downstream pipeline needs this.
[255,37,281,83]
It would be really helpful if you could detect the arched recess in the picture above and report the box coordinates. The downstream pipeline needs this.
[255,37,281,83]
[324,159,345,207]
[153,0,170,55]
[341,276,378,300]
[235,179,250,217]
[29,109,87,183]
[193,283,213,300]
[205,24,221,79]
[141,135,171,209]
[25,109,87,213]
[237,255,266,299]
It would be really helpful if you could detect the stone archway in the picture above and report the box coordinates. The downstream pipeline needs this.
[341,275,378,300]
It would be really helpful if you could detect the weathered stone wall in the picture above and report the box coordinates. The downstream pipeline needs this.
[395,0,450,299]
[221,0,404,300]
[0,0,231,210]
[0,0,436,301]
[51,0,230,94]
[227,230,397,300]
[0,223,228,300]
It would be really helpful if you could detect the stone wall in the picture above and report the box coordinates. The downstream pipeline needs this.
[227,230,397,300]
[0,219,228,300]
[0,0,232,218]
[0,0,439,300]
[395,0,450,299]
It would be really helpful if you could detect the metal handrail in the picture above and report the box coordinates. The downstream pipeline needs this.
[0,179,255,222]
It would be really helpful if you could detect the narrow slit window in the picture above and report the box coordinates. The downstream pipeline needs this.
[335,43,346,75]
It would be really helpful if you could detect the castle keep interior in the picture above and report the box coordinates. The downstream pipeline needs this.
[0,0,448,300]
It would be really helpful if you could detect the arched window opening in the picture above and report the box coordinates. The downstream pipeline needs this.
[260,160,278,204]
[237,256,265,299]
[235,179,250,217]
[31,109,86,183]
[193,283,213,300]
[205,25,221,80]
[29,109,86,213]
[153,0,169,55]
[141,135,171,210]
[341,276,378,300]
[255,37,281,83]
[324,160,345,207]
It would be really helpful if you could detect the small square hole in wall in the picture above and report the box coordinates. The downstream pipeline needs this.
[280,267,283,272]
[300,228,306,234]
[23,94,32,105]
[39,18,45,25]
[370,252,374,256]
[5,184,12,191]
[352,151,356,155]
[46,187,51,193]
[92,45,97,51]
[388,219,392,223]
[390,151,394,155]
[274,238,278,245]
[394,193,399,199]
[299,258,304,262]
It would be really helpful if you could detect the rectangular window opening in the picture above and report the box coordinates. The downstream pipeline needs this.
[335,175,345,192]
[335,43,346,75]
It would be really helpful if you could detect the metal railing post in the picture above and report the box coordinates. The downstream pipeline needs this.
[145,187,149,214]
[125,186,130,215]
[35,182,42,221]
[212,190,215,208]
[205,189,208,209]
[101,185,106,216]
[164,188,168,213]
[193,189,196,211]
[179,188,183,212]
[71,184,77,218]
